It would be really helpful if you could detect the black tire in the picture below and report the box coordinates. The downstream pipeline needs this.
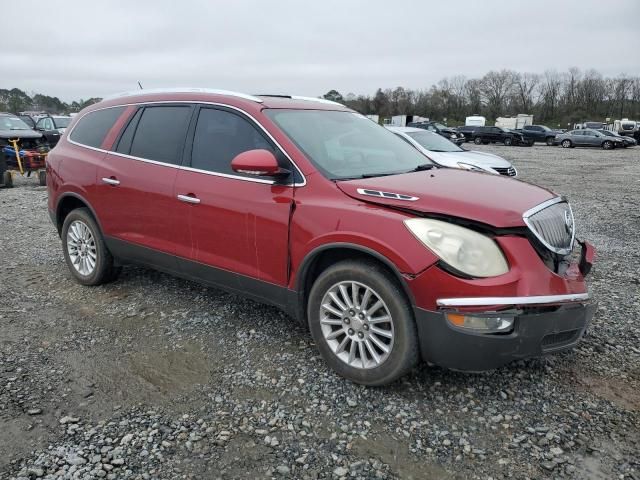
[545,137,555,146]
[38,170,46,186]
[503,137,512,146]
[526,140,534,147]
[61,208,121,286]
[307,259,419,386]
[2,170,13,188]
[561,139,572,148]
[602,140,613,150]
[474,137,482,145]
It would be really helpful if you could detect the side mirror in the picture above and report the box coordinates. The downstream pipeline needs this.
[231,149,290,177]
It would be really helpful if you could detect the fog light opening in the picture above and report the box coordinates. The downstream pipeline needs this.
[446,313,514,333]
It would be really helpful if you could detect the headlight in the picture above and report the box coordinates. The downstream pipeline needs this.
[404,218,509,277]
[457,162,498,174]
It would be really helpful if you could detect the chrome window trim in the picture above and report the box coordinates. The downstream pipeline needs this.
[437,292,590,308]
[522,196,575,255]
[66,101,306,187]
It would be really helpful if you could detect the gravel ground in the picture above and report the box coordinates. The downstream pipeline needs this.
[1,144,638,480]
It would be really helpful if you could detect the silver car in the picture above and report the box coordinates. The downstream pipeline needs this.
[554,129,624,149]
[386,126,517,177]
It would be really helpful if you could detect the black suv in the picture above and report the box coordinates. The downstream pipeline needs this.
[519,125,559,146]
[456,125,477,142]
[407,121,464,145]
[472,126,532,146]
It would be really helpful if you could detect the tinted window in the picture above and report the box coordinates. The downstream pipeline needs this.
[129,106,192,164]
[115,108,143,154]
[70,107,125,148]
[190,108,274,175]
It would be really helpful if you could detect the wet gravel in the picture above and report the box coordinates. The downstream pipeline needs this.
[1,143,639,479]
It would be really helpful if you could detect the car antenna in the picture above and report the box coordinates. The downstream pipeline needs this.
[137,81,143,90]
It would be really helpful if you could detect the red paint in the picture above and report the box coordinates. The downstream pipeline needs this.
[47,91,591,314]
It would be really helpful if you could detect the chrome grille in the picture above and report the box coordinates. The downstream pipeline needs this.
[494,166,517,177]
[523,198,575,255]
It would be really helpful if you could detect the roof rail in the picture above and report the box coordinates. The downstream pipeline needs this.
[103,88,263,103]
[290,95,343,106]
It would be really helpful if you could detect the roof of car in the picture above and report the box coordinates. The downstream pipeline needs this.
[98,88,350,112]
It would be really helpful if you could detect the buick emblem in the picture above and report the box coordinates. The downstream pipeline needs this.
[564,210,573,236]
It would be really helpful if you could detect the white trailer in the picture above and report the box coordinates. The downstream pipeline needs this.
[387,115,429,127]
[495,114,534,129]
[465,115,486,126]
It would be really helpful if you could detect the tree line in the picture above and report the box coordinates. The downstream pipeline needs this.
[0,88,100,115]
[324,68,640,127]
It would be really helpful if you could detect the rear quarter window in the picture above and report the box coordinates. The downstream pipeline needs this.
[69,107,126,148]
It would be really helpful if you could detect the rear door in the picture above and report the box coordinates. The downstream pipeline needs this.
[173,105,295,303]
[94,104,194,269]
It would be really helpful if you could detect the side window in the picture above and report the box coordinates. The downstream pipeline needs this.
[115,108,143,154]
[36,118,46,130]
[46,118,54,130]
[69,107,126,148]
[129,106,192,165]
[190,108,274,175]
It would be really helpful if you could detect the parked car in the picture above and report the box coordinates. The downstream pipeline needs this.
[0,113,47,186]
[597,129,636,148]
[456,125,477,142]
[35,115,73,146]
[48,88,595,386]
[406,121,465,145]
[518,125,559,146]
[386,127,517,176]
[554,129,624,149]
[472,126,532,146]
[17,114,37,129]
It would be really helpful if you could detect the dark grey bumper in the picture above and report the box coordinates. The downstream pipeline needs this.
[414,302,595,371]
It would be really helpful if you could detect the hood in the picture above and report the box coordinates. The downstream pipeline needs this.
[0,128,42,140]
[336,168,555,228]
[427,150,512,169]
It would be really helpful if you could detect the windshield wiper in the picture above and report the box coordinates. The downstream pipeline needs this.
[408,163,437,172]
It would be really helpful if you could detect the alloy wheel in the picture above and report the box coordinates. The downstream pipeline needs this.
[319,281,394,369]
[66,220,97,276]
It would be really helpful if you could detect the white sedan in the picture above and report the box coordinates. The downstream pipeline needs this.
[386,126,517,177]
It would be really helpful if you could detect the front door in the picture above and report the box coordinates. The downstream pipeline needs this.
[173,105,295,304]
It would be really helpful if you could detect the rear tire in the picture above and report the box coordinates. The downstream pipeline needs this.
[561,139,572,148]
[307,259,419,386]
[474,137,482,145]
[546,137,555,146]
[503,137,512,146]
[61,208,121,286]
[2,170,13,188]
[38,170,46,186]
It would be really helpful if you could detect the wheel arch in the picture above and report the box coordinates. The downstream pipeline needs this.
[292,243,416,327]
[55,192,102,236]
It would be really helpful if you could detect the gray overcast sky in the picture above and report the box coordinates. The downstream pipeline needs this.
[6,0,640,102]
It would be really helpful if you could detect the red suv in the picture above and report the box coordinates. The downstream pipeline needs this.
[47,89,595,386]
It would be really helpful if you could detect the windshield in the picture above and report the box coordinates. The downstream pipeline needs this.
[406,130,463,152]
[432,123,448,130]
[265,110,432,180]
[54,117,71,128]
[0,115,32,131]
[599,130,615,137]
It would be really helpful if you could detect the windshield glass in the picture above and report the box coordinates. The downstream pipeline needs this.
[54,117,71,128]
[599,130,615,136]
[265,110,432,180]
[0,115,32,131]
[432,123,448,130]
[406,130,463,152]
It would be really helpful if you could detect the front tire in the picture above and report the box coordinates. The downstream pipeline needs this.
[503,137,512,146]
[546,137,555,146]
[61,208,120,286]
[307,259,419,386]
[561,139,572,148]
[38,170,46,186]
[602,140,613,150]
[2,170,13,188]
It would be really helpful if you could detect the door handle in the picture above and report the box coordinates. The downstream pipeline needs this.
[101,177,120,186]
[177,194,201,204]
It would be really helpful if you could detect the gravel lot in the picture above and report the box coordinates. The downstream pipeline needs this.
[1,143,638,480]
